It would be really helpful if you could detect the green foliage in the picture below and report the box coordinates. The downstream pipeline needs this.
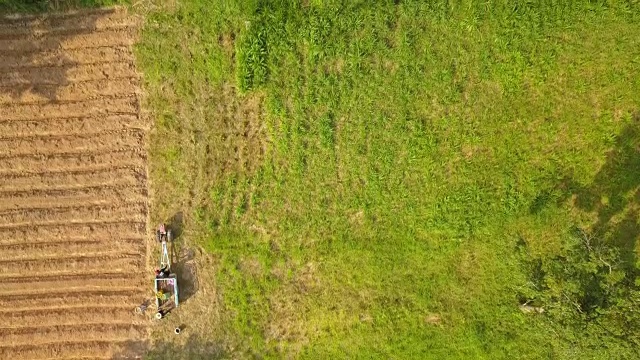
[520,229,640,356]
[236,21,268,91]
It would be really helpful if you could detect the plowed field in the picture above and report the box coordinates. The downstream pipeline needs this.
[0,8,148,359]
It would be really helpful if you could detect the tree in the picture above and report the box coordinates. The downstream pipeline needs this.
[519,228,640,355]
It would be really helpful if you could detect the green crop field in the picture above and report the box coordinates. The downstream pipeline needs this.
[138,1,640,358]
[4,0,639,358]
[137,1,640,358]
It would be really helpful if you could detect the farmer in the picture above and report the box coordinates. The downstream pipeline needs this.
[156,223,167,242]
[155,265,170,279]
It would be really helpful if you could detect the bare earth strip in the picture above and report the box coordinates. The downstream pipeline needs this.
[0,7,149,359]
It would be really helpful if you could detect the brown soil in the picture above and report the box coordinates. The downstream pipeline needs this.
[0,7,149,359]
[0,62,139,85]
[0,29,136,52]
[0,46,135,69]
[0,78,141,103]
[0,149,147,174]
[0,167,145,192]
[0,115,147,139]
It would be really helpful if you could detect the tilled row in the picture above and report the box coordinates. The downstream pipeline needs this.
[0,305,144,328]
[0,323,146,355]
[0,8,134,33]
[0,128,145,157]
[0,28,136,53]
[0,221,145,244]
[0,288,143,309]
[0,78,140,104]
[0,46,135,70]
[0,202,148,225]
[0,269,145,284]
[2,275,146,296]
[0,339,142,360]
[0,19,138,41]
[0,149,147,174]
[0,115,146,138]
[0,253,144,276]
[0,185,147,210]
[1,237,145,262]
[0,271,145,294]
[0,97,138,121]
[0,61,138,86]
[0,168,145,192]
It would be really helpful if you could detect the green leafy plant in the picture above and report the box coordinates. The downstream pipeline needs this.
[520,228,640,352]
[236,21,268,92]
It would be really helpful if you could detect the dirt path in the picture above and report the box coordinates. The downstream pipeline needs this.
[0,7,149,359]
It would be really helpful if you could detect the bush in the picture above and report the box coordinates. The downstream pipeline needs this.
[520,228,640,354]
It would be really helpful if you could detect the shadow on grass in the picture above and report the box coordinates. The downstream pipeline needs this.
[113,335,226,360]
[166,211,199,304]
[517,117,640,348]
[167,211,184,240]
[573,117,640,268]
[171,246,199,304]
[530,113,640,269]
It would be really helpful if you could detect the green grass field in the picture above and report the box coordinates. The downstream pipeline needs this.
[137,1,640,358]
[4,0,639,358]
